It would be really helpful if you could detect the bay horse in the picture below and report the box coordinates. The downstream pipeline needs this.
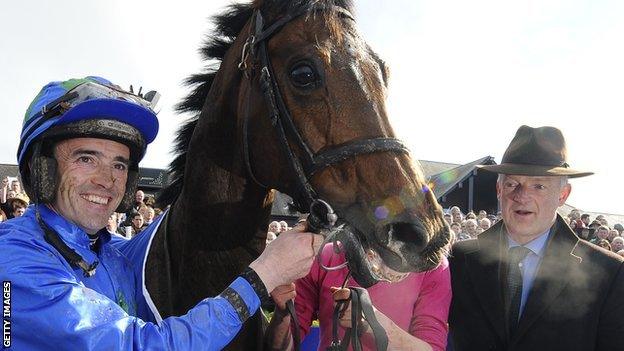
[146,0,450,349]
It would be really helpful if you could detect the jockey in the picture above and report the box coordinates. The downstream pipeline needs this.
[0,76,322,350]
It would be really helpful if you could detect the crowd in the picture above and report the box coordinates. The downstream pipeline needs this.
[447,206,624,257]
[0,177,30,221]
[266,219,291,245]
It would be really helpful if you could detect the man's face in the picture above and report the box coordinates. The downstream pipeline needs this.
[11,180,21,192]
[13,206,25,217]
[596,229,609,240]
[52,138,129,234]
[450,223,460,234]
[135,190,145,203]
[452,212,462,223]
[497,175,570,243]
[582,216,590,225]
[132,214,144,229]
[107,214,118,232]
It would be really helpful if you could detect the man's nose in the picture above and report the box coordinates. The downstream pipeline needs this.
[92,164,116,188]
[512,185,530,202]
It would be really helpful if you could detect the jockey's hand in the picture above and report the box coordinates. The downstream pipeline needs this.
[271,283,296,312]
[250,223,322,292]
[330,287,371,332]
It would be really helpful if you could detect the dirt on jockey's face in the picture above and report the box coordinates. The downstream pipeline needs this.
[52,138,130,234]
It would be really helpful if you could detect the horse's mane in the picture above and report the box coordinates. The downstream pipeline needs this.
[158,0,354,205]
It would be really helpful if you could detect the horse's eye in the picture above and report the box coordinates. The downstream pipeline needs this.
[290,63,318,88]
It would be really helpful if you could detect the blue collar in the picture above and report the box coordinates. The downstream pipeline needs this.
[507,229,550,257]
[35,204,112,250]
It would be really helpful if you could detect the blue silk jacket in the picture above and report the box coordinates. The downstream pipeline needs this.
[0,205,259,350]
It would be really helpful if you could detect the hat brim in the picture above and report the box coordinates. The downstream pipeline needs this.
[53,99,158,144]
[477,163,593,178]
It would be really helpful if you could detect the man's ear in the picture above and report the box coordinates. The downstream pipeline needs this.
[558,183,572,206]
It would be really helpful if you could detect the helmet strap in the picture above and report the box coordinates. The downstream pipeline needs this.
[29,141,58,204]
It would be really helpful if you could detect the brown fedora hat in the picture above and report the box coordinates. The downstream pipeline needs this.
[479,125,593,178]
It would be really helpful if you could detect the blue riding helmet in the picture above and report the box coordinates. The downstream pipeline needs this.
[18,76,159,167]
[17,76,160,210]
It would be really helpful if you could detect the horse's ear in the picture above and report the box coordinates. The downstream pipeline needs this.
[116,170,139,213]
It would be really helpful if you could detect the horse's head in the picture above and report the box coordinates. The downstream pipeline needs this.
[233,0,451,286]
[226,0,451,286]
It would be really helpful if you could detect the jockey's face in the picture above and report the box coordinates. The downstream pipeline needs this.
[53,138,129,234]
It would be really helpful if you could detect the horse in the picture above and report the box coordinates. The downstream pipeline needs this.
[145,0,451,349]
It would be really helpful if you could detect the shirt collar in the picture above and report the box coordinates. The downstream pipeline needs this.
[507,228,550,258]
[36,204,111,249]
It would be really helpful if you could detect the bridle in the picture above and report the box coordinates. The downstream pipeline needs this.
[239,5,403,351]
[239,5,410,213]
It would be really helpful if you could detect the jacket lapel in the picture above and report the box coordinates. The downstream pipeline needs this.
[512,215,580,341]
[465,221,508,343]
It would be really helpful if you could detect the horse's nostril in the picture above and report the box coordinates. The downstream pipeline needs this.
[387,222,427,249]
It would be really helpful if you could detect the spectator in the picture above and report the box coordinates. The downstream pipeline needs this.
[465,211,477,220]
[268,221,280,235]
[588,220,602,231]
[464,219,479,238]
[608,229,619,242]
[487,214,498,224]
[279,220,289,233]
[598,239,612,251]
[450,222,462,238]
[580,213,591,227]
[106,212,127,239]
[143,194,156,207]
[266,232,277,245]
[614,223,624,236]
[611,237,624,253]
[479,218,492,230]
[139,205,155,225]
[590,226,610,245]
[477,210,488,221]
[130,212,145,237]
[450,206,463,223]
[7,196,28,219]
[596,215,609,227]
[444,213,453,225]
[266,243,452,351]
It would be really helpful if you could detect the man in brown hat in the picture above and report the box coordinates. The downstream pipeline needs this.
[448,126,624,351]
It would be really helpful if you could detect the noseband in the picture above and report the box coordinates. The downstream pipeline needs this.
[239,5,410,212]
